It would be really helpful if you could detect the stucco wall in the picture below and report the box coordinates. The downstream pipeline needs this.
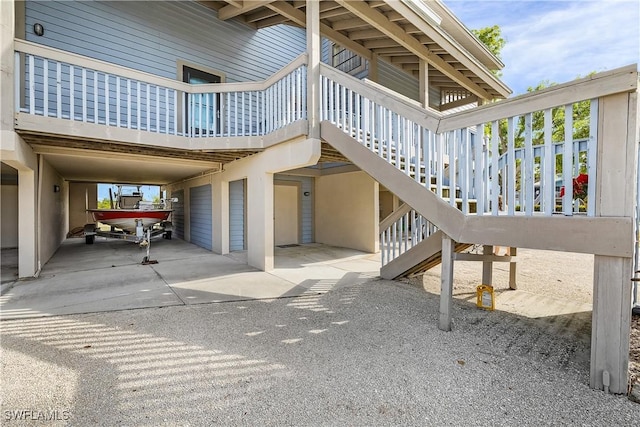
[68,182,97,232]
[1,184,19,248]
[39,158,66,264]
[315,171,379,253]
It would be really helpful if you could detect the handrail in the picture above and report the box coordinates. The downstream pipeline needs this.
[15,39,191,92]
[14,39,308,94]
[190,54,308,93]
[15,40,307,139]
[320,63,440,132]
[439,64,637,133]
[379,203,412,230]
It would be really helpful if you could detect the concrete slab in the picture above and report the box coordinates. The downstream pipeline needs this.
[0,239,380,320]
[0,264,182,319]
[1,248,18,287]
[169,271,303,303]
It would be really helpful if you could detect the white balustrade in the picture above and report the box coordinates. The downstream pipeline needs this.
[321,67,599,223]
[16,48,306,139]
[379,205,437,266]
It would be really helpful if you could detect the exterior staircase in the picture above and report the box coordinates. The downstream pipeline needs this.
[318,63,634,279]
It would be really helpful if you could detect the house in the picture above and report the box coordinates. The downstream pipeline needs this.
[1,0,638,394]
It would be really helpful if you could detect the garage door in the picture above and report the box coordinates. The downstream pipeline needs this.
[171,189,184,240]
[229,179,245,251]
[190,184,212,250]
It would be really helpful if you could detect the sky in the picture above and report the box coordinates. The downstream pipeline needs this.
[98,184,160,202]
[443,0,640,95]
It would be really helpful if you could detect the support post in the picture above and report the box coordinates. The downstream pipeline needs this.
[246,172,274,271]
[368,53,379,83]
[482,245,493,285]
[211,174,229,255]
[419,59,429,109]
[18,168,37,277]
[306,0,320,139]
[508,247,517,290]
[439,234,454,331]
[590,90,638,394]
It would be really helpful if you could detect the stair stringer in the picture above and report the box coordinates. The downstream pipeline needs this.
[321,121,466,240]
[380,231,473,280]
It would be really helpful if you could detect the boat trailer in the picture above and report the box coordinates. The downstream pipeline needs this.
[83,220,173,264]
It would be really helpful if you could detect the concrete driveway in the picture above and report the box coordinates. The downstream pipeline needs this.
[0,238,381,320]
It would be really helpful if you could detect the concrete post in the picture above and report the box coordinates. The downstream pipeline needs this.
[247,172,274,271]
[211,173,229,255]
[18,168,37,277]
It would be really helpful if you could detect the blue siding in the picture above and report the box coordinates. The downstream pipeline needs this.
[171,189,184,240]
[229,179,245,251]
[274,175,314,244]
[190,184,212,251]
[25,0,306,83]
[378,60,420,101]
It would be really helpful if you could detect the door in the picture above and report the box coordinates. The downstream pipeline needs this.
[172,189,184,240]
[274,184,299,246]
[183,65,222,135]
[189,184,212,250]
[229,179,245,251]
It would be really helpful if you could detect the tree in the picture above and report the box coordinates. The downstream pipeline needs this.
[471,25,506,77]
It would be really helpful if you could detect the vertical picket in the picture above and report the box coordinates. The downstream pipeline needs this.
[43,59,49,117]
[562,104,574,215]
[69,65,75,120]
[491,121,500,215]
[104,74,110,126]
[587,99,598,216]
[474,125,485,215]
[28,56,35,114]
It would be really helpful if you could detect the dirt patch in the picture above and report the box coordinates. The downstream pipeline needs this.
[405,248,640,394]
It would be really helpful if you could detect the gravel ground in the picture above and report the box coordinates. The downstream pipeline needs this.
[2,255,640,426]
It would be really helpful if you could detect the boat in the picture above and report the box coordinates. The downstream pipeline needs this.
[87,208,172,232]
[84,185,174,245]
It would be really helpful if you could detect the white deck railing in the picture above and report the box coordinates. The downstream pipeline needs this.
[321,63,601,220]
[15,40,306,139]
[379,204,438,265]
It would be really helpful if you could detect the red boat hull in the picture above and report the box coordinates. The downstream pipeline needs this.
[88,209,171,232]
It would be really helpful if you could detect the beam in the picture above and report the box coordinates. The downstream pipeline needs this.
[267,1,372,61]
[218,0,274,20]
[336,0,492,100]
[388,0,510,99]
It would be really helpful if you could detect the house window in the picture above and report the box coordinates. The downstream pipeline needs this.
[181,64,223,135]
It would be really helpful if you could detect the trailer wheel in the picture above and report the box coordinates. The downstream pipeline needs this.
[85,235,95,245]
[164,231,172,240]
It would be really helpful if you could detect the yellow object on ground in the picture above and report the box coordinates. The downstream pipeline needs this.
[476,285,495,310]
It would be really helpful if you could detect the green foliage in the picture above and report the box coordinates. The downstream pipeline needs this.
[472,25,505,77]
[97,198,112,209]
[472,25,506,59]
